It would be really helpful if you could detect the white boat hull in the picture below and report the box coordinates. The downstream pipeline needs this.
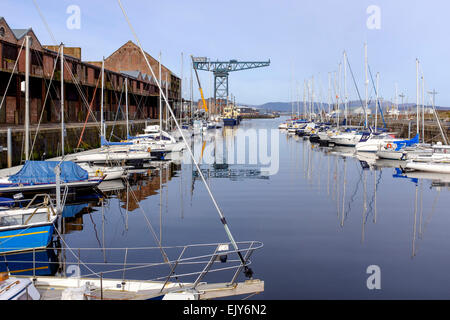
[376,150,405,160]
[405,161,450,173]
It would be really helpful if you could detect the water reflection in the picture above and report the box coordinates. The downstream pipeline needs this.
[285,130,450,262]
[4,119,450,299]
[0,246,60,277]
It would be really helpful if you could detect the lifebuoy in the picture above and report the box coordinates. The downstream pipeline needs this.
[95,169,103,177]
[386,143,393,149]
[147,147,151,153]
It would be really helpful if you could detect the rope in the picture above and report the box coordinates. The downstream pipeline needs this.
[345,53,367,128]
[0,39,25,113]
[53,221,101,278]
[76,75,102,149]
[30,46,62,157]
[107,74,125,141]
[123,179,172,267]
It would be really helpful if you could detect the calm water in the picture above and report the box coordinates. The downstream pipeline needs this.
[6,117,450,299]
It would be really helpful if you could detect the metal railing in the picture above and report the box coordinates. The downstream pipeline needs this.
[0,241,263,289]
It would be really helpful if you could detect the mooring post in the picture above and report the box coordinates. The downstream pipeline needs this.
[7,128,12,168]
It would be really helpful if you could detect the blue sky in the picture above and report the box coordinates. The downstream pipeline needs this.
[4,0,449,106]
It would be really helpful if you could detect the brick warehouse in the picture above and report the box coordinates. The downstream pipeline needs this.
[0,16,181,126]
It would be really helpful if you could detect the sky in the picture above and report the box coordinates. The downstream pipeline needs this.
[3,0,450,106]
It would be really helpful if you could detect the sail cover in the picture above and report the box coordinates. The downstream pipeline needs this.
[9,161,89,184]
[394,134,419,151]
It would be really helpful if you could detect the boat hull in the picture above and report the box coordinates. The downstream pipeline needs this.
[376,150,405,160]
[0,179,102,195]
[0,223,54,254]
[405,161,450,173]
[223,118,238,126]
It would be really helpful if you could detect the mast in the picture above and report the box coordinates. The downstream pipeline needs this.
[303,80,306,119]
[180,52,183,125]
[61,43,65,157]
[375,72,379,133]
[291,62,294,118]
[101,58,104,139]
[421,75,425,144]
[296,81,299,117]
[328,72,331,117]
[125,78,129,139]
[333,71,337,125]
[311,76,315,121]
[343,51,348,125]
[190,59,193,121]
[307,80,310,121]
[159,51,162,140]
[165,73,169,130]
[364,42,368,129]
[416,59,420,136]
[395,82,398,120]
[337,63,341,129]
[24,35,30,160]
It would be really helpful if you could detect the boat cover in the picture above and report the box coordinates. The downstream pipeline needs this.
[9,161,88,184]
[101,136,133,146]
[394,134,419,151]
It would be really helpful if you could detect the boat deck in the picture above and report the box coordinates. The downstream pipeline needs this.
[34,279,264,300]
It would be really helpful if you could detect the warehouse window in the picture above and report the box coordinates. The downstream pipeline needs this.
[0,27,5,37]
[3,43,17,60]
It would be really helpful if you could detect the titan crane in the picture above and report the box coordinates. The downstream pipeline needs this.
[192,57,270,114]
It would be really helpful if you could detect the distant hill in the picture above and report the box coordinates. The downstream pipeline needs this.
[250,101,450,113]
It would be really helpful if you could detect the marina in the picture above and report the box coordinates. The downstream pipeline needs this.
[1,0,450,306]
[1,118,450,300]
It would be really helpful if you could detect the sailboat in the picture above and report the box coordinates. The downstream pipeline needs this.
[74,60,155,165]
[0,161,102,195]
[77,162,127,181]
[355,132,405,153]
[375,134,423,160]
[0,156,68,255]
[128,124,186,152]
[330,129,364,147]
[0,195,58,254]
[0,40,102,195]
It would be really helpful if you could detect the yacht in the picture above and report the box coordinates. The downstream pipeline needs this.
[330,130,364,147]
[355,132,402,153]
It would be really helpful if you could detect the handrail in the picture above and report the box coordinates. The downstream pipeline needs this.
[2,241,263,286]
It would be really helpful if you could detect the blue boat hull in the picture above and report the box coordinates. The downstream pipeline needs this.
[0,224,55,254]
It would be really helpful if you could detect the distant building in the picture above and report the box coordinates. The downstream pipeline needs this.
[351,107,372,115]
[0,17,180,125]
[236,106,259,116]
